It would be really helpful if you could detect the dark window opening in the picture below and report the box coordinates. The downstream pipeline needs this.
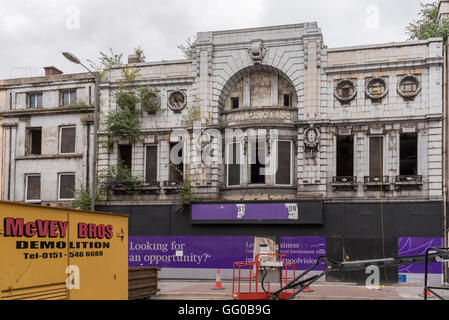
[276,141,292,185]
[145,146,158,185]
[59,174,75,200]
[400,134,418,176]
[337,136,354,177]
[250,140,266,184]
[283,94,291,107]
[228,142,241,186]
[27,128,42,155]
[26,175,41,201]
[231,97,239,109]
[169,143,184,184]
[60,127,76,154]
[369,137,383,177]
[119,145,132,170]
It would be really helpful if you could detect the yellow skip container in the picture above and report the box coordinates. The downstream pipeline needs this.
[0,200,128,300]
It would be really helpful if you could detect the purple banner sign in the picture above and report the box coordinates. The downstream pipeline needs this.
[192,203,298,221]
[398,237,443,275]
[129,236,254,269]
[129,236,327,270]
[280,237,327,271]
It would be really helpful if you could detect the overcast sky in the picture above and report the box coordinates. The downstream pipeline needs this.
[0,0,434,79]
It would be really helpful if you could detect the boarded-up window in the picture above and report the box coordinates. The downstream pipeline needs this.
[27,128,42,155]
[369,137,383,177]
[145,146,158,184]
[400,134,418,176]
[118,145,132,169]
[169,143,184,184]
[227,142,241,186]
[59,174,75,200]
[60,126,76,154]
[26,175,41,201]
[250,139,266,184]
[337,136,354,177]
[276,141,292,185]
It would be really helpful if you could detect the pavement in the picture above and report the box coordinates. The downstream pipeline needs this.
[153,279,449,300]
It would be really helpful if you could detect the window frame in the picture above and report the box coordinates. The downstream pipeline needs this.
[226,141,244,187]
[274,140,293,186]
[28,93,43,109]
[59,125,77,155]
[26,127,42,156]
[144,144,159,185]
[248,138,267,185]
[25,174,41,203]
[58,173,76,201]
[60,89,77,107]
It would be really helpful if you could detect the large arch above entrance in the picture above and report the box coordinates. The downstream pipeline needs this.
[216,64,301,111]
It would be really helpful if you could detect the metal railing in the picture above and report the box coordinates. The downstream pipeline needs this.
[395,175,423,183]
[364,176,389,184]
[332,176,357,184]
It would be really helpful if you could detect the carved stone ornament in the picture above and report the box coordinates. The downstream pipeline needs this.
[248,40,267,65]
[365,77,389,100]
[168,90,187,112]
[304,126,320,149]
[397,74,422,99]
[334,78,357,103]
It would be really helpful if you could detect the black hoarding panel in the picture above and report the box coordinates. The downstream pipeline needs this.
[326,237,398,284]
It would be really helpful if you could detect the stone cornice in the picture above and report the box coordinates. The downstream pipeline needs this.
[325,57,443,75]
[0,106,94,117]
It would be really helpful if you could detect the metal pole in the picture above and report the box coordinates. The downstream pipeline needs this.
[91,74,99,211]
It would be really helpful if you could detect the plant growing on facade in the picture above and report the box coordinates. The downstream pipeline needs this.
[72,186,101,211]
[104,107,140,145]
[138,86,160,114]
[170,164,195,212]
[182,95,202,126]
[100,161,144,193]
[406,1,449,41]
[68,99,88,108]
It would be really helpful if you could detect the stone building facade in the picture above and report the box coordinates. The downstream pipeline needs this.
[94,23,444,205]
[0,69,96,207]
[0,20,447,283]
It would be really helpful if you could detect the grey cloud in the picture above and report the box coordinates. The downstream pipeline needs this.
[0,0,434,79]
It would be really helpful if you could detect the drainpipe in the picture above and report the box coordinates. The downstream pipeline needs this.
[443,41,448,284]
